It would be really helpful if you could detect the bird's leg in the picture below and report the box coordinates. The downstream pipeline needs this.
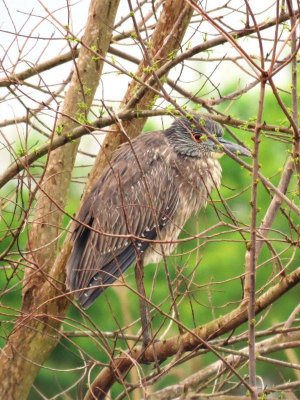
[135,257,151,347]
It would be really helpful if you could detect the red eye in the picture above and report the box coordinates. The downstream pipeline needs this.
[194,134,202,142]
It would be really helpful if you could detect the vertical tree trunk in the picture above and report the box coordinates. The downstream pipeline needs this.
[0,1,120,398]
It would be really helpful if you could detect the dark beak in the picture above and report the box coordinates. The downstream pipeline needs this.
[218,137,251,157]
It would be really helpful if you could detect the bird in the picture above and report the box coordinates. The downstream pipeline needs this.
[67,116,250,309]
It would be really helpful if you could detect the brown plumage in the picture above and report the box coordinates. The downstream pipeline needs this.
[67,116,250,308]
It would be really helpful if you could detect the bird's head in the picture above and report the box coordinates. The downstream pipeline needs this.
[165,116,251,159]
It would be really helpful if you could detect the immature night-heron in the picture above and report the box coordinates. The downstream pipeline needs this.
[67,116,250,310]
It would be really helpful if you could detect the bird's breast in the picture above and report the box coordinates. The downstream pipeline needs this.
[143,155,222,265]
[176,155,222,216]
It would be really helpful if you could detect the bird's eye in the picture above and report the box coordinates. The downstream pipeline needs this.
[194,133,202,142]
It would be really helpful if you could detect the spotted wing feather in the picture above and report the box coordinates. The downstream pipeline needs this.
[67,133,178,308]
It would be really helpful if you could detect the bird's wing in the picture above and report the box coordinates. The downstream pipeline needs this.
[67,134,179,308]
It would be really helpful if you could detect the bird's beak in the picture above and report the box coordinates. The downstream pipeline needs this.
[218,137,251,157]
